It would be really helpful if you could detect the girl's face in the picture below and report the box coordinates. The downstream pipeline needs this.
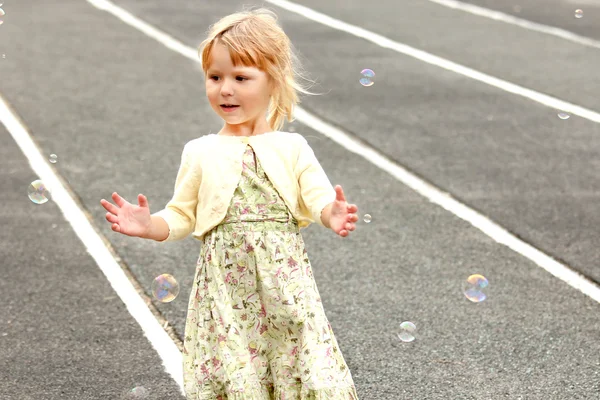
[205,42,273,135]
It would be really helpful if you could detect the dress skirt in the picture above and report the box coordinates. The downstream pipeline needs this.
[182,144,358,399]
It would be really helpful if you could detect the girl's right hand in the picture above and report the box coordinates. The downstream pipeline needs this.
[100,192,152,238]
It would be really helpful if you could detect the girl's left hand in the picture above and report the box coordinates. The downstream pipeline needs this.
[329,185,359,237]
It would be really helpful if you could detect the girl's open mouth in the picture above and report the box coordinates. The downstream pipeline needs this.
[220,105,239,112]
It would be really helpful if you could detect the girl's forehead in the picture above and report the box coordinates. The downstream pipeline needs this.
[206,57,261,73]
[206,62,260,73]
[206,41,262,72]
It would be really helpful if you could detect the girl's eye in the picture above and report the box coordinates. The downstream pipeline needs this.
[208,75,246,81]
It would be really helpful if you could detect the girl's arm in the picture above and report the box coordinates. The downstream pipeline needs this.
[320,203,333,228]
[142,215,170,242]
[295,138,358,236]
[150,142,202,242]
[295,137,337,228]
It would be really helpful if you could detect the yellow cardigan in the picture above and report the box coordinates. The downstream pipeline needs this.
[152,131,336,242]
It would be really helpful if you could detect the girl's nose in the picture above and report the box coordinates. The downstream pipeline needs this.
[220,79,234,96]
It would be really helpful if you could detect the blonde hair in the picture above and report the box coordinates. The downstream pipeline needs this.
[198,7,315,131]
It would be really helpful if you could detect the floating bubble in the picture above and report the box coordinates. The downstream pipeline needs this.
[575,9,583,18]
[49,154,58,164]
[122,386,149,399]
[463,274,489,303]
[363,214,372,223]
[359,69,375,87]
[398,321,416,342]
[558,112,570,120]
[151,274,179,303]
[28,180,51,204]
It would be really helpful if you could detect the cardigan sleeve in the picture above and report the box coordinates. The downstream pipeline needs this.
[295,136,336,227]
[151,142,201,241]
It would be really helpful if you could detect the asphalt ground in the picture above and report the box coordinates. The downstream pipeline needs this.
[1,0,599,399]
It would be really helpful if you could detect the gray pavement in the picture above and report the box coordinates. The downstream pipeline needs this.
[1,0,600,399]
[0,137,185,399]
[464,0,600,40]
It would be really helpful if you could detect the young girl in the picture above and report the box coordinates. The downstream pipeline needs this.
[100,7,359,399]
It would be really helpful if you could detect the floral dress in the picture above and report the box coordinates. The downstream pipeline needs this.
[182,144,359,400]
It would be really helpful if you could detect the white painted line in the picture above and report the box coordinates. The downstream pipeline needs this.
[86,0,197,60]
[427,0,600,50]
[265,0,600,124]
[294,108,600,303]
[86,0,204,71]
[0,96,185,394]
[566,0,600,6]
[84,0,600,305]
[87,0,600,303]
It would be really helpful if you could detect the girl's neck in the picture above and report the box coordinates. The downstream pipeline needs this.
[217,131,278,137]
[218,131,272,137]
[218,122,273,137]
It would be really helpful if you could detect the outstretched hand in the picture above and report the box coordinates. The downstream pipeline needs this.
[329,185,358,237]
[100,192,152,238]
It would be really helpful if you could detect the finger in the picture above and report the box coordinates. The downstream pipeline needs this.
[339,230,348,237]
[112,192,127,207]
[335,185,346,202]
[347,204,358,213]
[101,199,120,215]
[347,214,358,223]
[106,212,118,224]
[345,223,355,231]
[138,194,148,208]
[112,223,120,233]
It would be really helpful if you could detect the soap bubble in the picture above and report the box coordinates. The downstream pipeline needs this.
[28,180,51,204]
[122,386,149,399]
[557,112,570,120]
[463,274,489,303]
[363,214,372,223]
[398,321,417,342]
[151,274,180,303]
[49,154,58,164]
[359,69,375,87]
[575,9,583,18]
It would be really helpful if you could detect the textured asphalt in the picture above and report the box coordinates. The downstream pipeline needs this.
[1,0,600,399]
